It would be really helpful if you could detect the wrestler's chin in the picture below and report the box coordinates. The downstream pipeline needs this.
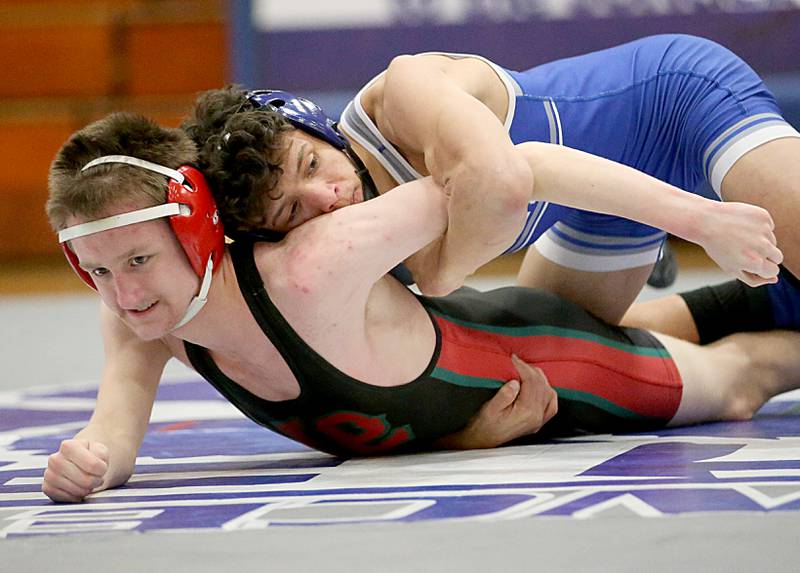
[120,305,172,341]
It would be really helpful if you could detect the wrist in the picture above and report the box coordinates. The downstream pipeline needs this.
[682,198,713,246]
[663,194,710,245]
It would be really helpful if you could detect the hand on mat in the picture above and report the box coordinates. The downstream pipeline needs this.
[43,439,109,503]
[434,355,558,450]
[699,201,782,287]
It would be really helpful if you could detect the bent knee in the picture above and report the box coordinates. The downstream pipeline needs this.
[720,393,759,421]
[718,370,772,421]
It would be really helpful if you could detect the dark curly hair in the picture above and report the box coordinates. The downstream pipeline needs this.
[181,85,294,231]
[47,112,197,231]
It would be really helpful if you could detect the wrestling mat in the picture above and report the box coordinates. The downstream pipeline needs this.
[2,378,800,538]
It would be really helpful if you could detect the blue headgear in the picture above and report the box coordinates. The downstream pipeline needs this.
[244,90,349,151]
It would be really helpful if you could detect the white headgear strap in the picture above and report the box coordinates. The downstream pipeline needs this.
[58,155,187,243]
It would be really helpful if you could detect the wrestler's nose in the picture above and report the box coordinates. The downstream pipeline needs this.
[113,275,145,309]
[307,183,339,213]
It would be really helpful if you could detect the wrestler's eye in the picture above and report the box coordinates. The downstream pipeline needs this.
[130,255,150,267]
[91,267,109,277]
[307,154,318,175]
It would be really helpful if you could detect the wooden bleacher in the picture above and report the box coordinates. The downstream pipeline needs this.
[0,0,228,261]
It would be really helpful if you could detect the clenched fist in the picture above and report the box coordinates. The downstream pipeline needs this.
[43,439,109,503]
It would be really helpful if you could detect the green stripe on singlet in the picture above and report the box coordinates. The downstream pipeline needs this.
[433,367,649,420]
[431,367,505,389]
[428,309,670,358]
[556,388,648,420]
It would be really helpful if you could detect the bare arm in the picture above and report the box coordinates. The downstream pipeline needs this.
[519,142,782,286]
[42,304,169,502]
[379,55,531,294]
[273,176,449,302]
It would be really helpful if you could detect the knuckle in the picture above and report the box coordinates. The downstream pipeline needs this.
[60,439,81,455]
[42,484,59,500]
[80,478,95,491]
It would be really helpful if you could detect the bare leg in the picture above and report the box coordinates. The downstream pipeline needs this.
[622,295,700,343]
[721,138,800,277]
[516,247,653,324]
[653,330,800,427]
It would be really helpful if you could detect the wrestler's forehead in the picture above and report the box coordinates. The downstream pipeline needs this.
[68,217,171,266]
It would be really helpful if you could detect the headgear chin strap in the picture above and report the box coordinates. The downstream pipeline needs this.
[58,155,225,331]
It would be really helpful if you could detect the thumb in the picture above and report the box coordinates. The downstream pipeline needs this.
[491,379,520,411]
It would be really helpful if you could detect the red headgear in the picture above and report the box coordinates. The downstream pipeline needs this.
[58,155,225,328]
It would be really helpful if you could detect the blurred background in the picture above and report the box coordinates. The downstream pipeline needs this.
[1,0,799,386]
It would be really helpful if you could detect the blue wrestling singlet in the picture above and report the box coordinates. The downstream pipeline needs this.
[339,34,800,272]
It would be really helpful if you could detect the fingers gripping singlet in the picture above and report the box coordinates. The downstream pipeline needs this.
[185,242,682,456]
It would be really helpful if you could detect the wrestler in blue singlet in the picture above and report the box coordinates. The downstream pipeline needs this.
[340,34,800,327]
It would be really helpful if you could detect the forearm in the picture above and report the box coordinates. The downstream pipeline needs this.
[285,177,449,288]
[520,142,712,244]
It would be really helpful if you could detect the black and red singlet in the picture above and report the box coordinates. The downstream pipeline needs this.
[185,241,682,456]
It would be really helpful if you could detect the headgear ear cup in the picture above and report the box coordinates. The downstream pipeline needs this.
[61,242,95,288]
[167,166,225,277]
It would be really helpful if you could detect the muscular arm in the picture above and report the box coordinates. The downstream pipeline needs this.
[92,306,168,484]
[274,176,449,302]
[375,55,777,290]
[43,304,169,502]
[379,55,531,293]
[518,141,781,284]
[519,141,711,240]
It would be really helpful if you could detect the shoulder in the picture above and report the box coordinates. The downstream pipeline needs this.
[249,237,322,298]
